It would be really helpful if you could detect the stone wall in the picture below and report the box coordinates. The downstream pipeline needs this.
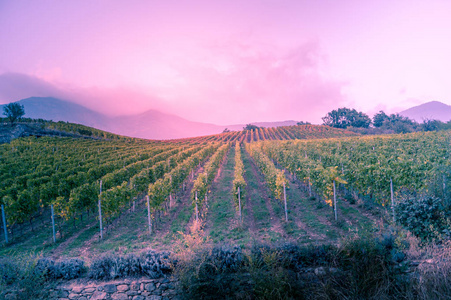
[47,278,179,300]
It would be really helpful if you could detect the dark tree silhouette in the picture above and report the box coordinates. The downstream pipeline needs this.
[3,103,25,124]
[243,124,259,131]
[322,108,371,129]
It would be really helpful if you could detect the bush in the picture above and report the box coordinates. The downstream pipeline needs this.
[54,259,86,280]
[88,251,172,280]
[36,258,86,280]
[35,257,55,279]
[173,237,417,299]
[173,244,246,299]
[140,250,172,278]
[0,257,20,285]
[395,194,449,241]
[88,255,115,280]
[0,255,51,299]
[249,242,337,272]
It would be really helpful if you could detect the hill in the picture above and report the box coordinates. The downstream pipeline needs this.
[399,101,451,122]
[0,120,137,144]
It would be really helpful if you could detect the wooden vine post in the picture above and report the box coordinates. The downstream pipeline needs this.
[238,186,242,223]
[333,180,337,221]
[51,204,56,243]
[390,178,395,223]
[1,204,8,244]
[146,195,152,235]
[195,191,199,222]
[283,182,288,222]
[98,180,103,239]
[307,167,312,197]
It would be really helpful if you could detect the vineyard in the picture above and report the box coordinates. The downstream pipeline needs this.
[0,124,450,261]
[172,124,357,143]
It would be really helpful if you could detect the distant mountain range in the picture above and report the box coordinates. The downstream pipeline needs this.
[399,101,451,123]
[0,97,299,139]
[2,97,449,139]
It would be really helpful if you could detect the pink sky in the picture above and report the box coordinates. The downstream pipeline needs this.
[1,0,451,124]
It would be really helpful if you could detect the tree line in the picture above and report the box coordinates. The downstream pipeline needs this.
[322,107,451,133]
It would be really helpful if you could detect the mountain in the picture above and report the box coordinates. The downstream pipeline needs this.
[399,101,451,123]
[1,97,299,139]
[109,110,224,140]
[1,97,108,128]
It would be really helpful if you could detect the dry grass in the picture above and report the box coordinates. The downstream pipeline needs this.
[412,240,451,300]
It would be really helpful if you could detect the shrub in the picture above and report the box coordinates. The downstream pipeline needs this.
[0,255,51,299]
[36,258,85,280]
[0,257,20,285]
[249,242,337,272]
[35,257,56,279]
[173,244,246,299]
[88,255,115,280]
[395,194,448,241]
[173,237,416,299]
[54,259,86,280]
[88,251,172,280]
[140,250,172,278]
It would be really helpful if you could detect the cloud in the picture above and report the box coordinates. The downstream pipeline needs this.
[0,40,349,124]
[0,72,168,116]
[161,40,349,124]
[0,72,65,103]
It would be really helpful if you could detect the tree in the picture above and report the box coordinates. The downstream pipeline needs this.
[383,114,418,133]
[222,128,230,133]
[373,111,388,127]
[421,119,441,132]
[3,103,25,124]
[297,121,311,125]
[243,124,259,131]
[322,108,371,129]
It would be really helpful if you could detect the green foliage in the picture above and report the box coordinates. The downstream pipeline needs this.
[322,107,371,129]
[243,124,259,131]
[191,144,230,208]
[246,143,288,202]
[421,118,442,131]
[0,135,215,234]
[296,121,311,125]
[395,194,450,241]
[0,254,51,299]
[261,130,451,207]
[373,110,388,128]
[3,102,25,124]
[233,143,246,209]
[373,111,419,133]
